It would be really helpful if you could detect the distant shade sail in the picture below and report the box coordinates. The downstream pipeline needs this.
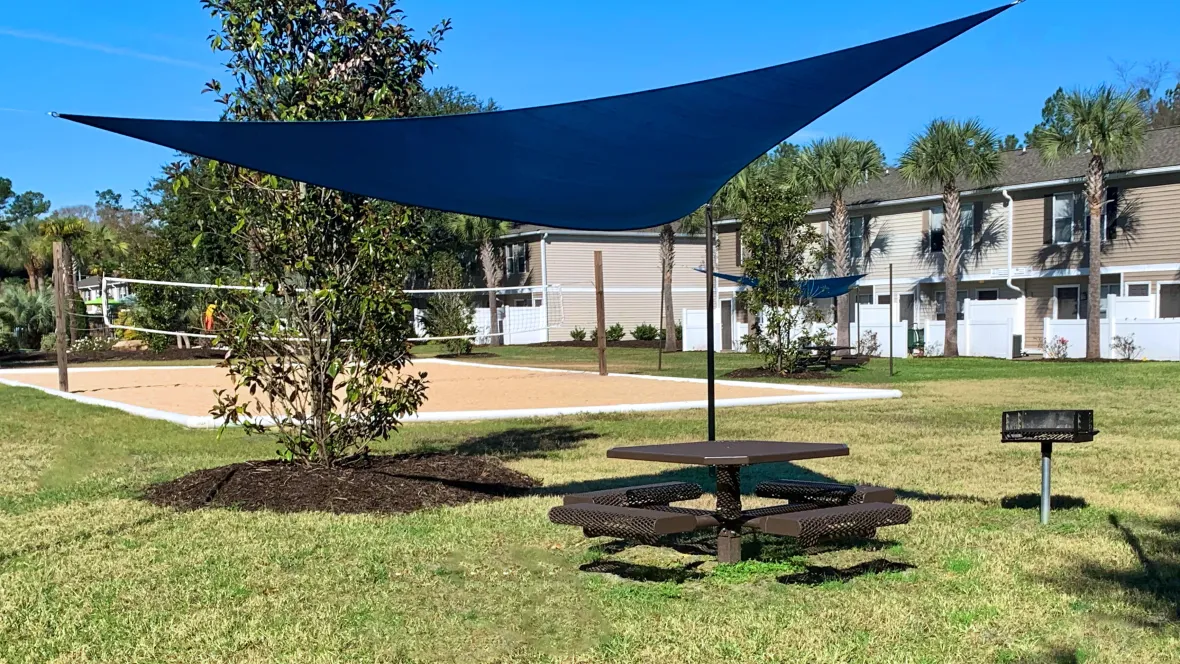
[698,269,866,299]
[59,4,1014,231]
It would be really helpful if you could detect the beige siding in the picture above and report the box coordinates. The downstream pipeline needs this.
[542,235,717,340]
[1022,274,1122,350]
[1012,173,1180,271]
[717,227,742,271]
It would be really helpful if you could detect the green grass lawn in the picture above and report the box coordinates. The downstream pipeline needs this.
[2,352,1179,663]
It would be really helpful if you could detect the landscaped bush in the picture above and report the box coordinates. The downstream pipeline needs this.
[1111,334,1141,360]
[1044,336,1069,360]
[419,253,475,355]
[69,336,118,353]
[656,322,683,342]
[0,329,17,353]
[39,332,57,352]
[858,330,881,357]
[569,327,586,341]
[606,323,625,342]
[630,323,658,341]
[0,284,55,349]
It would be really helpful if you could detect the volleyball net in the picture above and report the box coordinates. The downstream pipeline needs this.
[97,276,563,344]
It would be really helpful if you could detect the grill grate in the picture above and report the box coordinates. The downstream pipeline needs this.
[1001,410,1097,443]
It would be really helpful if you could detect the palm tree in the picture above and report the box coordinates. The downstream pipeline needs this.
[0,219,49,291]
[797,137,886,349]
[0,283,54,349]
[899,119,1002,357]
[1031,86,1147,358]
[447,215,511,346]
[658,215,704,352]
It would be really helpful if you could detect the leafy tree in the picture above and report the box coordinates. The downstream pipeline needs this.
[1031,86,1147,358]
[1025,87,1070,146]
[413,86,499,116]
[447,215,510,346]
[419,252,474,355]
[796,136,885,350]
[899,118,1002,357]
[738,179,819,373]
[0,177,12,231]
[4,191,50,225]
[1001,134,1021,151]
[201,0,447,465]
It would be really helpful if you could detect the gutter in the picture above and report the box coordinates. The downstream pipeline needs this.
[805,163,1180,216]
[540,232,549,290]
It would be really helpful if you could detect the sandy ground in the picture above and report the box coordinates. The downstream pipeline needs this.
[3,360,794,417]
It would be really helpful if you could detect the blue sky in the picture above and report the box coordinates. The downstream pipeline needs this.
[2,0,1178,210]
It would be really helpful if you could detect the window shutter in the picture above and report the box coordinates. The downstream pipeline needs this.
[1105,187,1120,241]
[1043,195,1053,244]
[863,216,872,259]
[734,230,742,266]
[921,209,930,237]
[1072,192,1086,243]
[972,202,984,245]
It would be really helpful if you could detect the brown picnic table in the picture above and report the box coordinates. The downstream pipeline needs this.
[550,440,911,563]
[800,344,856,370]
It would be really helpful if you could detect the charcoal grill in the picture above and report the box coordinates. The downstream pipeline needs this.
[1002,410,1098,524]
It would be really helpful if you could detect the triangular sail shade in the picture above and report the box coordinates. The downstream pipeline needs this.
[60,4,1014,231]
[699,269,865,299]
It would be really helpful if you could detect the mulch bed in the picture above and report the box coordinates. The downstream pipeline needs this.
[529,340,673,349]
[723,367,836,380]
[0,347,224,367]
[144,453,540,515]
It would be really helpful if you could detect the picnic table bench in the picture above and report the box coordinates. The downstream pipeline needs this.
[798,344,870,371]
[549,441,911,562]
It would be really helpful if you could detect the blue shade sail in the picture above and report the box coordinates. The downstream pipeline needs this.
[698,269,865,299]
[59,4,1013,231]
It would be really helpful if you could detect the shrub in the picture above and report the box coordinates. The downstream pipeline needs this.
[1111,334,1140,360]
[656,322,683,342]
[70,336,118,353]
[569,327,587,341]
[858,330,881,357]
[0,329,17,353]
[419,253,475,355]
[631,323,658,341]
[1044,336,1069,360]
[606,323,625,342]
[40,332,57,352]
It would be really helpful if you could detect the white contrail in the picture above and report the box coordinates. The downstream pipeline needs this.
[0,26,213,72]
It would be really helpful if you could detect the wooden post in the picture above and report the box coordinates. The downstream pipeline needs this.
[889,263,894,377]
[594,250,607,376]
[52,241,69,392]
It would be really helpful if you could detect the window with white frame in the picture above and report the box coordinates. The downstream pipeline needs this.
[1052,191,1116,244]
[930,204,974,253]
[849,216,867,264]
[505,243,527,275]
[1052,193,1075,245]
[935,290,967,321]
[1126,282,1150,297]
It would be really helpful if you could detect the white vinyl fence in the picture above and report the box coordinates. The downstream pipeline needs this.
[924,319,1015,358]
[413,305,548,345]
[681,308,748,352]
[1040,293,1180,361]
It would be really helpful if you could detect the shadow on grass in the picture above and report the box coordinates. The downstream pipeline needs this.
[579,559,706,583]
[895,488,993,505]
[447,426,600,460]
[1000,494,1088,510]
[0,512,168,566]
[1054,512,1180,626]
[777,558,916,585]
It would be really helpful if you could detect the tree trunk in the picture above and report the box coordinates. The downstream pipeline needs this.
[830,194,851,351]
[1085,154,1105,360]
[942,183,962,357]
[660,224,677,352]
[480,240,502,347]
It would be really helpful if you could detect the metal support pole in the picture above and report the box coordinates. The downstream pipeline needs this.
[705,204,716,441]
[657,267,665,372]
[1040,442,1052,525]
[715,465,742,563]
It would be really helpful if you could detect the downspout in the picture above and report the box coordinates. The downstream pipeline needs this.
[1002,188,1026,356]
[1001,189,1022,296]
